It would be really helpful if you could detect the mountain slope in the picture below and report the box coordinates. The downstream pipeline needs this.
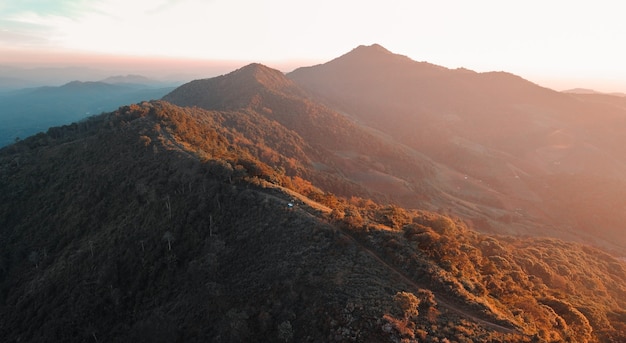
[164,63,445,208]
[289,44,626,253]
[2,101,626,342]
[0,101,388,341]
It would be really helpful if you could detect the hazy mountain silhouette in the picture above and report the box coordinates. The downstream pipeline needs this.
[289,44,626,253]
[563,88,604,95]
[0,65,112,90]
[99,74,161,86]
[1,45,626,342]
[0,80,176,147]
[563,88,626,97]
[164,63,443,207]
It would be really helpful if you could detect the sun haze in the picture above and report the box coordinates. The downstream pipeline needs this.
[1,0,626,91]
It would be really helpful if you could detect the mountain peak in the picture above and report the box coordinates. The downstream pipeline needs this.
[229,63,292,89]
[352,43,393,55]
[336,43,412,64]
[162,63,302,110]
[289,44,416,80]
[234,62,273,73]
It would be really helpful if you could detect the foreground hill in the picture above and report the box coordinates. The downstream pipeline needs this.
[289,44,626,253]
[1,100,626,342]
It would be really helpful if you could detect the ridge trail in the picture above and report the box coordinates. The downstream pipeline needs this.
[277,189,521,336]
[338,228,519,335]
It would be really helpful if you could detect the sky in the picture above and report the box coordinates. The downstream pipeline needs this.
[1,0,626,91]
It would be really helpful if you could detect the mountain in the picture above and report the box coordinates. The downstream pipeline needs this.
[563,88,604,95]
[163,63,548,235]
[2,46,626,341]
[2,99,626,342]
[0,65,112,90]
[164,63,444,208]
[99,74,160,86]
[289,44,626,254]
[563,88,626,97]
[0,81,177,147]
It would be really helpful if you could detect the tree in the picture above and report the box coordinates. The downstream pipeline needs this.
[162,231,175,251]
[139,135,151,147]
[209,215,215,237]
[89,240,95,257]
[28,250,40,268]
[277,321,293,342]
[343,207,364,227]
[329,208,344,222]
[227,309,250,341]
[165,195,172,220]
[416,289,439,323]
[394,291,420,320]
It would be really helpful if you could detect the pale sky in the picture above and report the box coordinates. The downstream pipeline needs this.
[1,0,626,91]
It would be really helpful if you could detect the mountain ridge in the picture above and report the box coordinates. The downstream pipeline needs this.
[99,74,159,85]
[162,63,306,111]
[163,62,446,208]
[289,44,626,253]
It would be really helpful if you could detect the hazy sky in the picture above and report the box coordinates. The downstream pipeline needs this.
[1,0,625,91]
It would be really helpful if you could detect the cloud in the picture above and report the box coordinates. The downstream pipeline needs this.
[146,0,194,14]
[0,27,48,47]
[1,0,90,17]
[0,0,89,49]
[2,0,626,93]
[4,0,274,60]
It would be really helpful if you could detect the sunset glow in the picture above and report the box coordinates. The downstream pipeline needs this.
[2,0,626,91]
[3,2,626,341]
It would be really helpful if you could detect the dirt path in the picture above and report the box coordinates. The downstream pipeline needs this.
[338,228,519,335]
[262,184,519,334]
[284,194,520,335]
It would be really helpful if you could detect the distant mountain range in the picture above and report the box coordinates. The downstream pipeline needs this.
[1,44,626,342]
[563,88,626,97]
[0,66,183,90]
[0,79,178,146]
[99,74,162,85]
[0,65,110,90]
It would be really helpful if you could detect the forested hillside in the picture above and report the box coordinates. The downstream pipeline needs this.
[1,101,625,342]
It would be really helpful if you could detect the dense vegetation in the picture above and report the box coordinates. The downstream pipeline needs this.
[1,100,625,342]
